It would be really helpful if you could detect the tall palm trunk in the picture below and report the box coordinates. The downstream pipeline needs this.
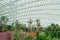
[28,23,32,32]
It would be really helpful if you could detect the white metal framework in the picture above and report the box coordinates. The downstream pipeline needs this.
[0,0,60,26]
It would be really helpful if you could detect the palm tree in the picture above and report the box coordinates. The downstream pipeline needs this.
[0,16,9,31]
[35,19,40,40]
[28,19,33,32]
[35,19,40,31]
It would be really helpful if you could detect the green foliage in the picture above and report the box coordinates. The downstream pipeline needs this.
[0,16,60,40]
[36,32,39,40]
[14,32,19,40]
[39,32,47,40]
[28,19,33,24]
[47,34,52,40]
[24,35,32,40]
[52,37,58,40]
[0,16,9,23]
[0,25,2,30]
[57,31,60,38]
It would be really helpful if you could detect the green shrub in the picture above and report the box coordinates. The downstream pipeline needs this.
[39,32,47,40]
[52,37,58,40]
[47,35,52,40]
[24,35,32,40]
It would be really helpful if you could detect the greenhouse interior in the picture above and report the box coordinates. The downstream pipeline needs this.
[0,0,60,40]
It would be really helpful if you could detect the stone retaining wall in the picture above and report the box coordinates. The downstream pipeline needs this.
[0,32,13,40]
[0,32,36,40]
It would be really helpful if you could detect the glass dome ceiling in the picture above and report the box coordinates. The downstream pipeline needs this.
[0,0,60,26]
